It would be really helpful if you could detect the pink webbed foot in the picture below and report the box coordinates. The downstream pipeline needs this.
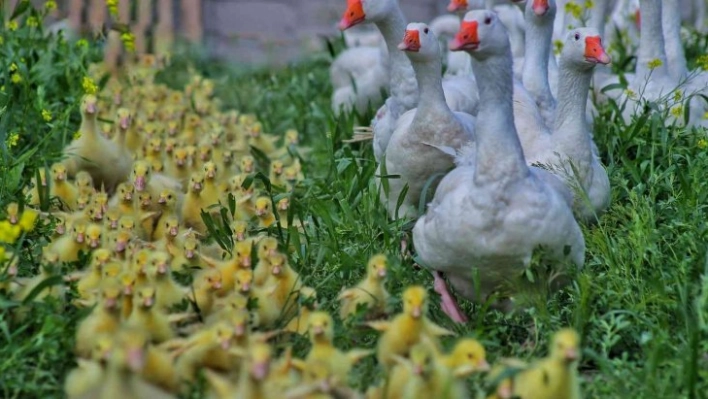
[433,271,469,324]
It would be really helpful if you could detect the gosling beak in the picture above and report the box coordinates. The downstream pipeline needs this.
[115,240,126,252]
[104,297,117,309]
[234,323,245,336]
[134,176,146,191]
[169,226,178,236]
[76,232,85,243]
[9,215,18,224]
[185,249,194,259]
[411,306,421,318]
[126,348,145,372]
[564,348,579,362]
[120,116,130,130]
[251,361,269,380]
[212,280,222,290]
[193,182,202,191]
[220,338,231,350]
[378,268,387,277]
[158,197,167,204]
[56,225,65,235]
[271,265,281,276]
[236,232,245,241]
[90,238,100,248]
[143,296,154,307]
[240,282,251,292]
[478,359,491,371]
[241,256,251,268]
[123,285,133,295]
[413,364,424,376]
[86,102,97,114]
[158,263,167,274]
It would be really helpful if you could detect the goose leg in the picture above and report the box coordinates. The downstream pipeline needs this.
[433,271,469,324]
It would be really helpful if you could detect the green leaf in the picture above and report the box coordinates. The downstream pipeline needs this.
[10,0,31,20]
[20,276,65,306]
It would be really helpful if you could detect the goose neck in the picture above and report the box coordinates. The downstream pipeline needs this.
[411,58,448,114]
[375,7,419,107]
[470,49,528,184]
[636,0,669,81]
[554,60,592,157]
[588,0,609,33]
[662,0,687,80]
[522,12,554,105]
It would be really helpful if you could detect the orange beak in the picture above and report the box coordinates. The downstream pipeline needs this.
[532,0,550,16]
[339,0,365,30]
[584,36,611,65]
[450,20,479,51]
[635,9,641,30]
[447,0,468,12]
[398,29,421,52]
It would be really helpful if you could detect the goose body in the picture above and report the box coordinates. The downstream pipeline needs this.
[413,10,584,310]
[377,23,476,219]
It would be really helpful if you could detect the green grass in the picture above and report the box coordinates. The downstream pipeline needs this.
[1,8,708,399]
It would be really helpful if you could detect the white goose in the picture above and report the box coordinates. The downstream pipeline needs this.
[549,27,612,221]
[339,0,478,161]
[330,43,390,116]
[521,0,557,128]
[413,9,585,323]
[663,0,708,128]
[377,23,476,219]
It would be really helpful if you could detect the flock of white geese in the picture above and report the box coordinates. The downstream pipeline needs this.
[332,0,708,322]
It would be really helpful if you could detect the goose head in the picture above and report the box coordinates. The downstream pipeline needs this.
[561,28,611,69]
[338,0,397,30]
[398,23,440,60]
[450,10,510,58]
[526,0,555,20]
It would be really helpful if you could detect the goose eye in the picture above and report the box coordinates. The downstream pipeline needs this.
[574,33,580,41]
[484,17,492,25]
[423,28,429,34]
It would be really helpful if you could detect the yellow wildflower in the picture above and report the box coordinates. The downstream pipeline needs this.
[648,58,663,70]
[697,55,708,71]
[121,32,136,52]
[9,63,18,72]
[73,131,82,140]
[26,16,39,28]
[553,40,564,56]
[45,0,57,11]
[19,209,38,232]
[6,132,19,147]
[584,0,594,8]
[625,89,637,100]
[565,2,583,19]
[5,21,18,31]
[673,90,682,103]
[106,0,119,17]
[11,73,22,84]
[0,221,22,244]
[82,76,98,94]
[42,109,52,122]
[76,39,89,48]
[697,138,708,149]
[671,105,683,119]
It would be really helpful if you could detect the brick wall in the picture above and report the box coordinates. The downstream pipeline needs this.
[202,0,449,66]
